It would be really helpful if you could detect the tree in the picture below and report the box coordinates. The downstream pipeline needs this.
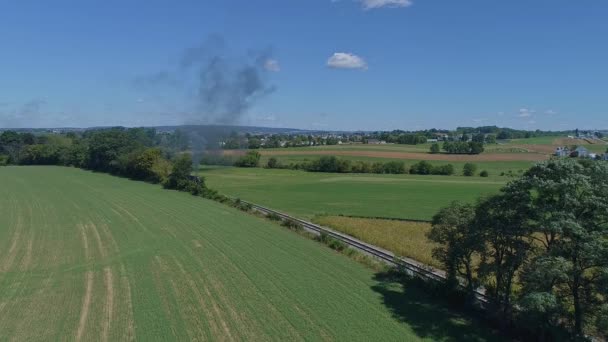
[164,153,203,194]
[170,153,193,180]
[463,163,477,176]
[126,148,165,182]
[512,160,608,336]
[430,143,440,154]
[468,142,484,154]
[428,202,480,295]
[472,133,485,143]
[0,130,23,162]
[473,192,534,320]
[497,131,510,140]
[248,138,261,149]
[486,134,497,144]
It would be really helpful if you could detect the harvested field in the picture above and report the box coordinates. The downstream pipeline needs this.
[223,149,548,162]
[0,166,498,341]
[314,216,439,269]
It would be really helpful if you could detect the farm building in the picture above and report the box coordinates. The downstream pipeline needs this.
[555,146,570,157]
[367,139,386,144]
[573,146,589,158]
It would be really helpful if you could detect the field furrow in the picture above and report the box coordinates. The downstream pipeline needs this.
[0,166,498,341]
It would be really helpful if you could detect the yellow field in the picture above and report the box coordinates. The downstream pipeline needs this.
[313,216,439,269]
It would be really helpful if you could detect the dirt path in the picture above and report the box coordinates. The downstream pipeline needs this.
[76,271,94,342]
[102,267,114,342]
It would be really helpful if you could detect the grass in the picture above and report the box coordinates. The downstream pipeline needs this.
[0,166,498,341]
[314,216,439,269]
[201,167,504,221]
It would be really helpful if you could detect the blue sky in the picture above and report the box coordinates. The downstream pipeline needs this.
[1,0,607,130]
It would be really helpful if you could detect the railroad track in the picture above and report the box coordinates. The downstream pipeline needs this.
[243,200,488,304]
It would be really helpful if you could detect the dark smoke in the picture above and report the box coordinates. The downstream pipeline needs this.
[134,35,277,167]
[135,35,276,125]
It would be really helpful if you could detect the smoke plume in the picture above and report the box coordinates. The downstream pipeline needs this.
[135,35,276,125]
[134,35,278,167]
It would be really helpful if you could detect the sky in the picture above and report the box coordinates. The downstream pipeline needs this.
[1,0,607,131]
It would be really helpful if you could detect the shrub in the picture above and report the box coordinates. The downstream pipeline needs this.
[281,219,304,232]
[371,162,385,174]
[480,170,489,177]
[383,161,406,174]
[0,154,8,166]
[430,143,440,154]
[267,212,282,221]
[463,163,477,176]
[351,161,372,173]
[234,151,261,167]
[317,232,347,251]
[432,164,455,175]
[266,157,280,169]
[410,161,433,175]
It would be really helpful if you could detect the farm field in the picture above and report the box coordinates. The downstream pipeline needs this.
[0,166,500,341]
[224,146,548,162]
[314,216,439,269]
[201,167,504,221]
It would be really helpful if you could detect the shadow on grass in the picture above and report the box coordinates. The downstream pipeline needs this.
[371,270,501,342]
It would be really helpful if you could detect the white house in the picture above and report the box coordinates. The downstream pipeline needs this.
[574,146,589,158]
[555,146,570,157]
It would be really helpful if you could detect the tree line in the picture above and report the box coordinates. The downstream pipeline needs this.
[431,141,485,155]
[427,159,608,339]
[0,128,214,197]
[270,156,487,177]
[200,151,489,177]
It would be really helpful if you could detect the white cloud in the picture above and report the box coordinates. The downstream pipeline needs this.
[264,59,281,72]
[545,109,557,115]
[359,0,413,10]
[518,108,535,118]
[327,52,368,70]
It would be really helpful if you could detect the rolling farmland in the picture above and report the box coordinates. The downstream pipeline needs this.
[201,167,504,221]
[0,166,497,341]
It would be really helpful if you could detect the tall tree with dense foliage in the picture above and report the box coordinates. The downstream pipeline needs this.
[428,202,481,294]
[430,159,608,338]
[474,191,534,321]
[512,160,608,336]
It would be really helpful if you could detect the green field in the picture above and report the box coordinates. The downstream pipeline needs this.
[0,166,497,341]
[201,167,504,221]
